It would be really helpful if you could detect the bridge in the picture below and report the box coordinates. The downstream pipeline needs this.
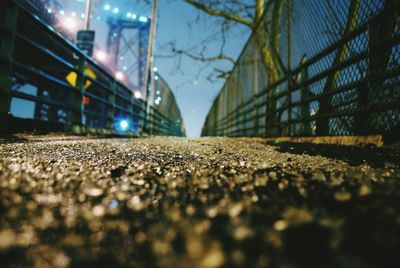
[0,0,399,267]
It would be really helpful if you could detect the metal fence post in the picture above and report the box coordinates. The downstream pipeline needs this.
[75,56,85,127]
[128,92,134,133]
[0,0,17,118]
[286,0,292,136]
[364,1,397,134]
[109,80,116,129]
[253,48,259,136]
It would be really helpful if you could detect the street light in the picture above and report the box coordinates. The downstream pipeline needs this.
[62,17,77,31]
[94,50,107,62]
[104,4,111,11]
[115,71,124,81]
[119,120,129,131]
[134,91,142,99]
[139,16,148,23]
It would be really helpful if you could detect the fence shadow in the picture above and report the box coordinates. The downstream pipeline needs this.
[0,134,29,144]
[267,141,400,167]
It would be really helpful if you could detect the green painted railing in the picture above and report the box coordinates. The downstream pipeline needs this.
[0,0,185,137]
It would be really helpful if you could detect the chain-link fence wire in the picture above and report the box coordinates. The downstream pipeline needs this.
[152,75,186,136]
[202,0,400,138]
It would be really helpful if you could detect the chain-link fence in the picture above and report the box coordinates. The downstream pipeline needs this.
[148,75,186,136]
[202,0,400,138]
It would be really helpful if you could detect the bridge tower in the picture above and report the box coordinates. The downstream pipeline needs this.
[106,16,150,92]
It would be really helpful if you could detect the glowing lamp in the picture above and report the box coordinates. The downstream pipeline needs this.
[95,50,107,62]
[119,120,129,131]
[115,71,124,80]
[63,17,77,31]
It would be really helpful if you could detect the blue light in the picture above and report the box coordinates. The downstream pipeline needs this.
[139,16,148,23]
[126,12,132,18]
[154,96,162,106]
[119,120,129,131]
[131,14,137,19]
[104,4,111,11]
[112,7,119,14]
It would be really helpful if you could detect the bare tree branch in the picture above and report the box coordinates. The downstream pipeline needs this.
[184,0,254,28]
[157,47,235,65]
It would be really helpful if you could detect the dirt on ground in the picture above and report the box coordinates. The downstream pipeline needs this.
[0,136,399,267]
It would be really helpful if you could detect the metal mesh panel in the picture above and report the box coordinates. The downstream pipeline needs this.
[152,75,185,136]
[202,0,400,138]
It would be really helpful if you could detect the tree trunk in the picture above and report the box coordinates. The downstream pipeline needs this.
[254,0,285,134]
[316,0,361,135]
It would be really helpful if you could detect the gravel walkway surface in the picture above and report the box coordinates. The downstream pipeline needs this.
[0,136,399,267]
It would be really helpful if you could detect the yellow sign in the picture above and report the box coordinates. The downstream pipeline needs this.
[66,66,97,90]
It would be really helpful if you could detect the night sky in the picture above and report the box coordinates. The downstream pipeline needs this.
[54,0,250,137]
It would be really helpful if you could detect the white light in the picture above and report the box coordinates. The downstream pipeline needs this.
[153,67,158,72]
[156,90,160,95]
[47,8,52,14]
[63,17,77,30]
[95,50,107,62]
[104,4,111,11]
[122,66,127,70]
[154,75,159,80]
[139,16,148,23]
[115,71,124,80]
[81,13,85,18]
[119,120,129,130]
[71,12,76,17]
[131,14,137,19]
[126,12,132,18]
[59,10,65,16]
[134,91,142,99]
[112,7,119,14]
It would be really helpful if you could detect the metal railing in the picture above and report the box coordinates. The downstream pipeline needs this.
[202,0,400,138]
[0,0,185,137]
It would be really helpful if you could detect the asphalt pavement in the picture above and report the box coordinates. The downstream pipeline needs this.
[0,136,399,267]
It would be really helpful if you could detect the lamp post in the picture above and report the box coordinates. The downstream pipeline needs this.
[76,0,95,57]
[84,0,91,30]
[144,0,158,134]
